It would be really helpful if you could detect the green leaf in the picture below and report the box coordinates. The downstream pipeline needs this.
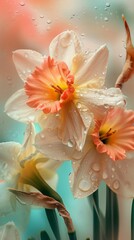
[40,230,51,240]
[45,209,61,240]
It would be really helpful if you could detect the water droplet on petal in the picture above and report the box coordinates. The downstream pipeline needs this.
[102,171,108,179]
[113,180,120,190]
[76,102,81,109]
[91,163,100,172]
[67,140,74,148]
[40,133,45,139]
[79,179,91,191]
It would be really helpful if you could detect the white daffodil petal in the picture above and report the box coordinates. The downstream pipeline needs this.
[19,123,36,162]
[0,177,18,216]
[58,102,87,151]
[103,153,134,198]
[70,147,102,198]
[49,30,82,68]
[13,49,44,82]
[76,87,125,118]
[0,142,21,180]
[37,161,60,190]
[35,128,75,161]
[0,222,20,240]
[73,45,108,86]
[4,89,40,122]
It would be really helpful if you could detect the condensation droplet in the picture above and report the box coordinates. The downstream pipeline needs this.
[104,17,109,22]
[47,19,52,24]
[79,179,91,191]
[91,163,100,172]
[106,3,110,7]
[19,1,25,6]
[40,133,45,139]
[40,14,44,18]
[113,180,120,190]
[67,140,74,148]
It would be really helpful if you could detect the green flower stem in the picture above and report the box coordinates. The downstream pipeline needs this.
[92,190,100,240]
[105,187,119,240]
[118,195,132,240]
[131,200,134,240]
[68,231,77,240]
[45,209,61,240]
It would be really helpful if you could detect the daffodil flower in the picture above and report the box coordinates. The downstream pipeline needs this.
[5,31,125,150]
[0,123,60,216]
[0,222,20,240]
[35,107,134,199]
[115,15,134,89]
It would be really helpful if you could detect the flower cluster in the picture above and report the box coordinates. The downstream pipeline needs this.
[1,16,134,227]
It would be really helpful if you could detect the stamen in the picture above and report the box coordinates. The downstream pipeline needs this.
[51,84,63,94]
[100,128,116,142]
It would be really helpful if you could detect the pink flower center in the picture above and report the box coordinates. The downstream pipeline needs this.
[91,107,134,161]
[24,56,75,113]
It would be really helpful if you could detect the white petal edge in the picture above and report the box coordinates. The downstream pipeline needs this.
[49,30,82,68]
[103,152,134,198]
[4,89,40,123]
[76,87,125,114]
[73,45,108,86]
[0,222,20,239]
[13,49,44,82]
[0,142,21,180]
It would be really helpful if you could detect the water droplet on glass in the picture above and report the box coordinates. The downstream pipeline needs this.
[104,17,109,22]
[106,3,110,7]
[40,14,44,18]
[67,140,74,148]
[113,180,120,190]
[46,19,52,24]
[91,163,100,172]
[20,1,25,6]
[79,179,91,191]
[119,53,122,57]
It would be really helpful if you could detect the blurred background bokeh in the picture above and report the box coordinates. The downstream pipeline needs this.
[0,0,134,239]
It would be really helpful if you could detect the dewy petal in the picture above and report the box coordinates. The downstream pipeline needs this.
[13,49,44,82]
[49,30,82,68]
[58,102,87,151]
[70,146,103,198]
[72,45,108,86]
[0,142,21,181]
[103,153,134,198]
[76,87,125,118]
[0,222,20,239]
[35,128,76,161]
[4,89,40,122]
